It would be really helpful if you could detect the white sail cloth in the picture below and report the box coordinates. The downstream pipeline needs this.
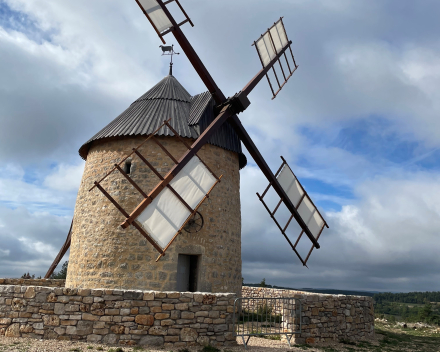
[136,156,217,248]
[138,0,173,32]
[256,20,289,67]
[277,165,324,237]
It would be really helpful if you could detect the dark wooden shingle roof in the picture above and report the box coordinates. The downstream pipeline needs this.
[79,75,246,168]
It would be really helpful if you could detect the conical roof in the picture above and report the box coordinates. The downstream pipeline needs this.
[79,75,246,168]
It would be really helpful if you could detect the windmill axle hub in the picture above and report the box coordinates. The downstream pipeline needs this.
[215,92,251,115]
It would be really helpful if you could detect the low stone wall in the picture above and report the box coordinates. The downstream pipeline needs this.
[242,287,374,344]
[0,279,65,287]
[0,285,236,348]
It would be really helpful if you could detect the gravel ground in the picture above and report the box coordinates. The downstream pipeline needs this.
[0,336,381,352]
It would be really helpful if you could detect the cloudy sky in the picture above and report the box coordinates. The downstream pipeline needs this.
[1,0,440,293]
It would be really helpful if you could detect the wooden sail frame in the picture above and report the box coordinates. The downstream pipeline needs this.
[253,18,298,99]
[257,157,329,266]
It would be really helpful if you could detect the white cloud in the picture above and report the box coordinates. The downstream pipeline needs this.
[0,205,70,278]
[0,164,67,210]
[0,249,10,258]
[241,168,440,291]
[44,163,84,192]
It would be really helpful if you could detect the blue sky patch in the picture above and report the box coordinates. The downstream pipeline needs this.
[0,1,55,44]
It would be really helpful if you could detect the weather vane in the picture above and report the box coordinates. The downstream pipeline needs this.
[159,44,179,75]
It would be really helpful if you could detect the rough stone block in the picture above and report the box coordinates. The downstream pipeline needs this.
[149,326,167,336]
[135,315,154,326]
[24,287,36,299]
[54,327,66,335]
[78,289,91,297]
[43,315,60,326]
[181,311,195,319]
[54,303,65,315]
[87,334,102,342]
[160,319,174,326]
[175,303,189,310]
[139,335,164,346]
[105,309,120,315]
[65,326,77,335]
[76,320,94,335]
[83,313,100,321]
[5,323,20,337]
[124,291,143,300]
[180,327,198,342]
[155,313,170,320]
[143,292,155,301]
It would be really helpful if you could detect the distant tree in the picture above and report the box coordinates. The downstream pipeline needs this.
[21,273,34,279]
[50,261,69,279]
[20,273,42,279]
[260,278,266,288]
[388,315,396,324]
[419,302,433,322]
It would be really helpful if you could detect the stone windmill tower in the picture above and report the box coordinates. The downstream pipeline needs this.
[65,70,247,295]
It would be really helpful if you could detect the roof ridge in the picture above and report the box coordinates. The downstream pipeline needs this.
[132,96,192,105]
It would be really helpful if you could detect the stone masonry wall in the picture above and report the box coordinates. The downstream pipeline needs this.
[0,285,236,348]
[67,136,242,294]
[242,287,374,344]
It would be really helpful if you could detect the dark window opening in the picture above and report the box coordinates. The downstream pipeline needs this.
[177,254,199,292]
[124,160,132,174]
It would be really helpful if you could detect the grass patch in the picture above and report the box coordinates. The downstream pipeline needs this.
[296,344,312,350]
[199,346,220,352]
[339,338,356,345]
[356,341,373,348]
[262,334,281,340]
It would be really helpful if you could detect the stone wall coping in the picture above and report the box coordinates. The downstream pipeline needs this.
[0,280,373,301]
[242,286,373,300]
[0,283,235,298]
[0,279,65,287]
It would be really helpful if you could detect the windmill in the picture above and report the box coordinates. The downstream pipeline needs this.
[45,0,328,289]
[114,0,327,261]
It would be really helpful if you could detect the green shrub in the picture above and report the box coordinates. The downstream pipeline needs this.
[200,345,220,352]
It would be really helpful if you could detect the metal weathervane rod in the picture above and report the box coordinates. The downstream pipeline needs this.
[130,0,320,249]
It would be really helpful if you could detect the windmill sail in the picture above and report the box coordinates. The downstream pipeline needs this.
[257,157,328,266]
[136,156,217,249]
[135,0,193,44]
[277,164,325,237]
[137,0,172,32]
[254,18,298,99]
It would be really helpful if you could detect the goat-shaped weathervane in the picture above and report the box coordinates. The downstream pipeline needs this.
[159,44,179,74]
